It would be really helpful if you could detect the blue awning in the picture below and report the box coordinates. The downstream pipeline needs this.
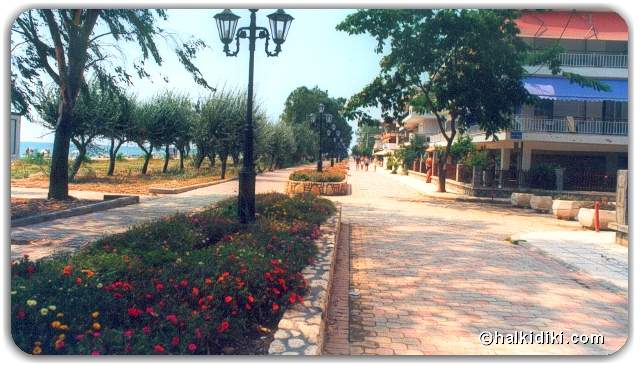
[523,76,627,102]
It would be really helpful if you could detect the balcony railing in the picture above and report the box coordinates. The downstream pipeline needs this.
[512,116,628,136]
[557,52,627,69]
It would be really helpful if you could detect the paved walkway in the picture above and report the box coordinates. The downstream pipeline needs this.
[326,163,627,355]
[10,167,299,260]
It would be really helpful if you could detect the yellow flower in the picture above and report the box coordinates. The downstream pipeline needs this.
[58,334,65,340]
[92,322,101,331]
[51,321,61,329]
[48,305,57,311]
[96,283,103,289]
[39,308,49,316]
[26,299,37,307]
[59,325,69,331]
[91,311,99,319]
[57,312,64,318]
[32,346,42,355]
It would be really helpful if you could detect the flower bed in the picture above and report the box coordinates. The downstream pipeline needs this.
[11,193,336,355]
[288,169,345,183]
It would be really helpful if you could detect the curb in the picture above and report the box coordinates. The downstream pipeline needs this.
[148,177,238,194]
[268,205,342,355]
[11,196,140,228]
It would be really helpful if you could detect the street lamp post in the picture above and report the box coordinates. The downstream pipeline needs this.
[310,103,334,172]
[214,9,293,224]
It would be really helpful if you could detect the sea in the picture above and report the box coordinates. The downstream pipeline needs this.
[19,141,156,158]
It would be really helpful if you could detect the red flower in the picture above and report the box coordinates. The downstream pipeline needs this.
[179,279,188,287]
[165,314,178,325]
[154,344,165,353]
[113,293,123,299]
[272,303,280,312]
[192,287,200,296]
[277,278,287,288]
[155,283,164,292]
[272,287,281,295]
[127,308,143,318]
[62,265,73,276]
[16,309,26,319]
[91,351,100,356]
[75,277,83,285]
[171,336,180,346]
[271,259,279,265]
[195,327,202,339]
[26,265,35,274]
[224,296,233,303]
[289,293,297,304]
[188,343,197,352]
[247,295,255,303]
[204,278,213,285]
[217,320,230,333]
[245,303,252,310]
[55,340,65,350]
[123,329,134,337]
[143,326,151,335]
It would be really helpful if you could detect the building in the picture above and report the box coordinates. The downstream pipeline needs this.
[10,113,21,160]
[399,10,628,192]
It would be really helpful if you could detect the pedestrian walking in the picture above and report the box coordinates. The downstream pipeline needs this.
[364,156,370,171]
[355,155,361,171]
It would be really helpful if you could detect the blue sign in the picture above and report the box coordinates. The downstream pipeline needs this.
[510,131,522,140]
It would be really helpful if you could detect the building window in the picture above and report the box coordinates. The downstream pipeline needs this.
[603,101,628,121]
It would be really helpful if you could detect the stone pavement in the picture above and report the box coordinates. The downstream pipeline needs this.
[10,167,299,260]
[325,162,628,355]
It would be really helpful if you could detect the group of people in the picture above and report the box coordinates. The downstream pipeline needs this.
[354,155,374,172]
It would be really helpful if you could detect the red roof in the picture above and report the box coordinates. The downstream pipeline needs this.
[515,11,628,41]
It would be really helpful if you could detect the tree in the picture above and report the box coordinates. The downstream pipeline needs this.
[33,81,114,180]
[280,86,353,164]
[103,92,135,176]
[12,9,212,199]
[337,9,606,192]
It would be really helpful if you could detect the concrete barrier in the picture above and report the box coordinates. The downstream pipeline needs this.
[552,200,591,220]
[511,193,533,208]
[530,195,553,212]
[577,208,616,230]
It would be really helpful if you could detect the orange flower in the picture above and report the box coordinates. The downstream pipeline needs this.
[62,265,73,276]
[81,269,95,278]
[204,278,213,285]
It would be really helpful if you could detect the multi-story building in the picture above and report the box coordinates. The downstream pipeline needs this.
[399,10,628,192]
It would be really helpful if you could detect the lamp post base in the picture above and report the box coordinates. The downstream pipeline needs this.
[238,169,256,224]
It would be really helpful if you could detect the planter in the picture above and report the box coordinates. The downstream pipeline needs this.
[577,208,616,230]
[551,200,591,220]
[285,180,349,196]
[530,195,553,212]
[510,193,533,208]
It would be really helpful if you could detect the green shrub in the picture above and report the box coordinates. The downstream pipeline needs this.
[529,163,557,190]
[21,152,48,165]
[289,169,345,182]
[11,193,335,355]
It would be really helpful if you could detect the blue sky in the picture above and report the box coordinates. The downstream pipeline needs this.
[19,9,382,142]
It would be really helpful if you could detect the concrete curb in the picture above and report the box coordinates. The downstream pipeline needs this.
[268,205,342,355]
[148,177,237,194]
[11,196,140,228]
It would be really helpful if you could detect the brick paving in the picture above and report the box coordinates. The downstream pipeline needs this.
[325,162,628,355]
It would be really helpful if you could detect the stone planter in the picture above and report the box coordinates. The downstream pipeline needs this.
[577,208,616,230]
[552,200,591,220]
[511,193,533,208]
[285,179,349,196]
[530,195,553,212]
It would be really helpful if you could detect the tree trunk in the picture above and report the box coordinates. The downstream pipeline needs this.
[69,140,86,181]
[178,147,185,172]
[220,153,228,179]
[163,145,170,173]
[231,152,239,166]
[141,152,152,175]
[437,160,447,192]
[195,152,205,169]
[208,152,216,168]
[48,104,74,200]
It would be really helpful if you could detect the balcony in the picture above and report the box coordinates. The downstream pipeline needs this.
[512,116,628,136]
[557,52,627,69]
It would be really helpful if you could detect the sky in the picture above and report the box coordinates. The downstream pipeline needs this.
[18,9,383,143]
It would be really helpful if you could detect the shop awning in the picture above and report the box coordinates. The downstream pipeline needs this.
[515,11,628,41]
[523,76,628,102]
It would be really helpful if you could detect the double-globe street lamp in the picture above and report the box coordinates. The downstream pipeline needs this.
[310,103,335,172]
[213,9,293,224]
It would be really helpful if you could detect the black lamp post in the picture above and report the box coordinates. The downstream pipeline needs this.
[310,103,335,172]
[214,9,293,224]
